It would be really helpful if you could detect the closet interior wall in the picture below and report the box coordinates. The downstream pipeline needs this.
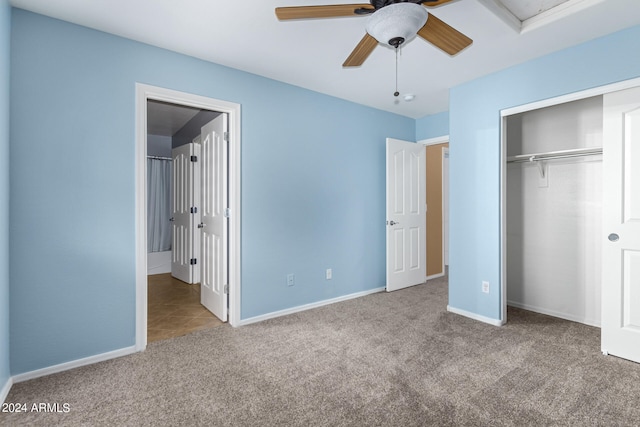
[506,96,603,327]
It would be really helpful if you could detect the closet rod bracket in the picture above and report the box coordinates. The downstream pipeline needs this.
[533,158,546,179]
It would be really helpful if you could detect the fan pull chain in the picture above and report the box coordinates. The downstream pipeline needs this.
[394,47,399,97]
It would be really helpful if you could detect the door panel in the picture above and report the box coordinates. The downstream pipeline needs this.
[602,86,640,363]
[386,138,426,291]
[200,114,228,322]
[624,108,640,222]
[623,250,640,329]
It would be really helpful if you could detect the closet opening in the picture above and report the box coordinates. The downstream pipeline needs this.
[503,96,603,327]
[499,78,640,363]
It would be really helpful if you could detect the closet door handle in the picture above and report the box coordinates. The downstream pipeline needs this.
[608,233,619,242]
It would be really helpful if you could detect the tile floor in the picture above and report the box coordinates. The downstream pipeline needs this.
[147,273,224,343]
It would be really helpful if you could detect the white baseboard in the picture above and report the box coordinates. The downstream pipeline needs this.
[239,287,386,326]
[447,305,505,326]
[1,376,12,404]
[426,272,445,281]
[12,345,138,384]
[507,300,601,328]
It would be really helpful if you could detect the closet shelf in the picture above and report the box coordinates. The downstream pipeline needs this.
[506,147,602,163]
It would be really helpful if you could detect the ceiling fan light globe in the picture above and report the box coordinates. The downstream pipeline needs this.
[366,3,428,47]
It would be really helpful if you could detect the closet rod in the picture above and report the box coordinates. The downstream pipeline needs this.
[147,155,172,161]
[506,147,602,164]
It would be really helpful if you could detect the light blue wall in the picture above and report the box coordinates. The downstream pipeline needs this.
[0,0,10,393]
[9,9,414,374]
[416,111,449,140]
[448,25,640,322]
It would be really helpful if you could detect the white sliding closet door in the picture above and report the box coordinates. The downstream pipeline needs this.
[601,86,640,363]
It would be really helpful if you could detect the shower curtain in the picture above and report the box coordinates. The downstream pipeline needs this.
[147,158,172,252]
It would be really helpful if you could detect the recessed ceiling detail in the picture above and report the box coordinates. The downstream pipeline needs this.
[498,0,571,21]
[479,0,606,33]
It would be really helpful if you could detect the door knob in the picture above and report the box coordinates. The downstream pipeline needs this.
[198,222,205,229]
[388,220,400,226]
[169,217,174,222]
[608,233,619,242]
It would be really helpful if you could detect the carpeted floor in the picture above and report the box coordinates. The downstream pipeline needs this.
[2,276,640,426]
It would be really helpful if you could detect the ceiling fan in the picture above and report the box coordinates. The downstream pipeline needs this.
[275,0,472,67]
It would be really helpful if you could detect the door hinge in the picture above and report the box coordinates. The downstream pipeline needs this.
[191,206,198,214]
[224,284,229,294]
[190,155,198,162]
[190,258,197,265]
[224,208,231,218]
[223,132,229,142]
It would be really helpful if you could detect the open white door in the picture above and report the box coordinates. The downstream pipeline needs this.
[171,143,201,284]
[386,138,426,291]
[200,114,228,321]
[602,86,640,363]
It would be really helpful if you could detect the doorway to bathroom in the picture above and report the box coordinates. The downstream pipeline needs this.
[135,84,242,349]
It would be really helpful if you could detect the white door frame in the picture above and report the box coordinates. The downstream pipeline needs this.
[135,83,241,351]
[442,146,449,268]
[499,76,640,325]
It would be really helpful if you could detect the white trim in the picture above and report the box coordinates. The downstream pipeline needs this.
[12,346,137,383]
[135,84,242,353]
[478,0,606,34]
[426,272,445,281]
[238,287,385,326]
[500,114,507,324]
[447,305,505,327]
[418,135,449,146]
[499,76,640,326]
[0,376,12,404]
[441,146,449,271]
[135,85,147,352]
[501,77,640,117]
[507,301,601,328]
[521,0,605,34]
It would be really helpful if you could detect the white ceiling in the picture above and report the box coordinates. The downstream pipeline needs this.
[498,0,571,21]
[9,0,640,118]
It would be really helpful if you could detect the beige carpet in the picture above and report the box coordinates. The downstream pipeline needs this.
[2,276,640,426]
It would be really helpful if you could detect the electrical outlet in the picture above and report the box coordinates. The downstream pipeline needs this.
[482,281,490,293]
[287,274,295,287]
[326,269,332,280]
